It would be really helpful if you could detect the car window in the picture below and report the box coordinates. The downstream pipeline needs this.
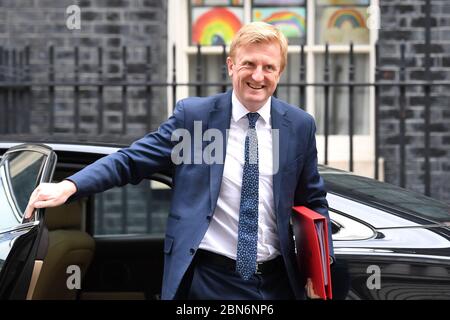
[93,179,172,236]
[0,150,46,230]
[8,151,45,213]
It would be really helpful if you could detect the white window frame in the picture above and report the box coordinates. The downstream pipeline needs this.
[168,0,381,178]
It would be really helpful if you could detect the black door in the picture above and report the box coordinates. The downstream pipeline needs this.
[0,144,56,299]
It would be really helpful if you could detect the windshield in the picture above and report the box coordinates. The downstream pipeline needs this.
[320,166,450,224]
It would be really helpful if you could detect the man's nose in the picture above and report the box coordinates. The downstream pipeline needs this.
[251,66,264,82]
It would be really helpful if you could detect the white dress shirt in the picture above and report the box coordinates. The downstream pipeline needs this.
[199,91,280,262]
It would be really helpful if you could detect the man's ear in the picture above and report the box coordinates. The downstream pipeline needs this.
[226,56,233,77]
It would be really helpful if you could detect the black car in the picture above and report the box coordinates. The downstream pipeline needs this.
[0,142,449,300]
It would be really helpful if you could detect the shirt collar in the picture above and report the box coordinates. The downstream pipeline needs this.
[231,90,271,125]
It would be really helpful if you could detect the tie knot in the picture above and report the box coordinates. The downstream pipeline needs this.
[247,112,260,129]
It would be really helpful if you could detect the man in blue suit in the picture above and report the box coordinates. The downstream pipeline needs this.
[26,22,334,300]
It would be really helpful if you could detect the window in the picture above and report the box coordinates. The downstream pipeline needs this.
[93,179,172,236]
[169,0,379,177]
[0,150,46,230]
[190,1,245,46]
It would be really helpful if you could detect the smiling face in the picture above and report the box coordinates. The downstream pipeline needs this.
[227,41,282,112]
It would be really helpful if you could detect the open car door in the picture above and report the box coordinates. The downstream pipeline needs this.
[0,144,56,299]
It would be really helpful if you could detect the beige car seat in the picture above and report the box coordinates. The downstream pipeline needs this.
[31,200,95,299]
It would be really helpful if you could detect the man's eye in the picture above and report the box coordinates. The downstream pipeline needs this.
[265,65,274,71]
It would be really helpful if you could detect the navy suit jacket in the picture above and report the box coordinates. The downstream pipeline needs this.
[68,90,334,300]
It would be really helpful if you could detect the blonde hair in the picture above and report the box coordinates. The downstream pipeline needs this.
[229,22,288,73]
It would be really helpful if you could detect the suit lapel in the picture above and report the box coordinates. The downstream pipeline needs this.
[208,91,232,213]
[271,97,291,212]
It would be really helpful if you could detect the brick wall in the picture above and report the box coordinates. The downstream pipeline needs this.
[0,0,170,233]
[378,0,450,203]
[0,0,168,141]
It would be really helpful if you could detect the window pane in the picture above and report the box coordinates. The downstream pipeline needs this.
[252,7,306,45]
[0,151,45,228]
[94,180,172,236]
[315,5,369,44]
[314,53,370,135]
[8,151,45,214]
[190,5,244,46]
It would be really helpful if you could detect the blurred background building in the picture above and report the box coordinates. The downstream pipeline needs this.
[0,0,449,235]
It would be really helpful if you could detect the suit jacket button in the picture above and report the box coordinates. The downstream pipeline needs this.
[190,248,196,255]
[206,215,212,221]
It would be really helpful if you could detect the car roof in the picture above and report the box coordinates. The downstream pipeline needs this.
[0,141,122,155]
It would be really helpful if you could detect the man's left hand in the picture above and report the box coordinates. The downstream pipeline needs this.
[305,278,321,299]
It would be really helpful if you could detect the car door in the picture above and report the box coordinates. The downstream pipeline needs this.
[0,144,56,299]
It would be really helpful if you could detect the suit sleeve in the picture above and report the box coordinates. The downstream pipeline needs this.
[294,118,335,258]
[66,100,185,201]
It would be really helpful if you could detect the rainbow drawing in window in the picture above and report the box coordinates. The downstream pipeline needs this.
[253,7,306,44]
[192,7,243,46]
[327,7,366,28]
[319,7,369,44]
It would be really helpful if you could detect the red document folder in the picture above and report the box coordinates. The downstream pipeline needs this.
[292,206,332,300]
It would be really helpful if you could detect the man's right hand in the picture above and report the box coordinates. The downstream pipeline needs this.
[24,180,77,219]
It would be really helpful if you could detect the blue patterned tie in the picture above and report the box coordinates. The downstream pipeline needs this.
[236,112,260,280]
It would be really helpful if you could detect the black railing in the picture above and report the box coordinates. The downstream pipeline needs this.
[0,46,31,135]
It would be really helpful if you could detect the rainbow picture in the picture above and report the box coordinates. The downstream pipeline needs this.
[253,8,306,42]
[327,7,366,29]
[320,7,369,44]
[192,7,243,46]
